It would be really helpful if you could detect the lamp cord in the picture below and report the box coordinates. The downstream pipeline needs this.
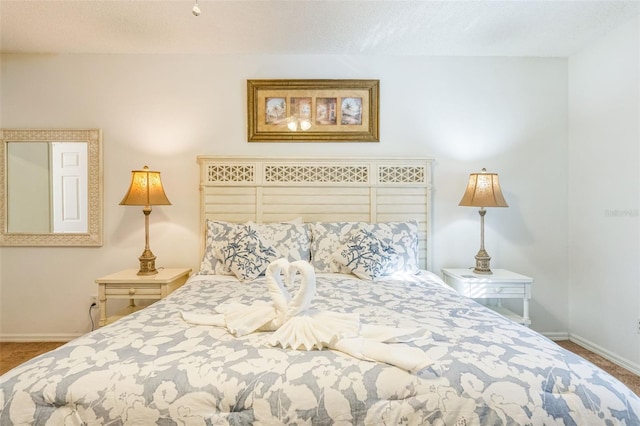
[89,303,98,331]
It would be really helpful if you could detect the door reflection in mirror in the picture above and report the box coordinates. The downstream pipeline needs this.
[7,141,88,234]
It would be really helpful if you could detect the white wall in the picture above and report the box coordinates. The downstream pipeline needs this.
[0,54,568,340]
[568,16,640,369]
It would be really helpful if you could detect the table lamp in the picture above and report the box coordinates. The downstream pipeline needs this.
[459,168,508,274]
[120,166,171,275]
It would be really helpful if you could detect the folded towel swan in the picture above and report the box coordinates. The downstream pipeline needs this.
[182,258,433,372]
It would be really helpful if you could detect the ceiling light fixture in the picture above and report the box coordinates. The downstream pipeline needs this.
[192,0,201,16]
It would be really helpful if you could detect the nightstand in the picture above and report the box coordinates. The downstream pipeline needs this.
[96,267,192,326]
[441,268,533,326]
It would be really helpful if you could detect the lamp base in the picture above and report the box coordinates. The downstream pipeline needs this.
[473,248,492,274]
[137,248,158,275]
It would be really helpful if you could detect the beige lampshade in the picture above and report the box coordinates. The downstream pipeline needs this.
[120,166,171,207]
[459,168,508,208]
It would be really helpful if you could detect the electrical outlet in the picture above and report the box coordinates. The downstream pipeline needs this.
[89,296,98,307]
[637,318,640,334]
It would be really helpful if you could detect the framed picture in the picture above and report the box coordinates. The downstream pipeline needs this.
[247,79,379,142]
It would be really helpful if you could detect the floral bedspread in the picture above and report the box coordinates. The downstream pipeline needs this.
[2,271,639,425]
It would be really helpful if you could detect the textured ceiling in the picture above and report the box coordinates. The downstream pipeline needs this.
[1,1,639,57]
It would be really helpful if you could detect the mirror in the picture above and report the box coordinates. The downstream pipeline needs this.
[0,129,103,246]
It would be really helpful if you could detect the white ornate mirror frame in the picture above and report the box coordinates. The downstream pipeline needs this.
[0,129,103,246]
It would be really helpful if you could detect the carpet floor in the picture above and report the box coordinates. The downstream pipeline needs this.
[555,340,640,396]
[1,340,639,396]
[0,341,66,375]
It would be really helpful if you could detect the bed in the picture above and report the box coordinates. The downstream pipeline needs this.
[1,157,639,425]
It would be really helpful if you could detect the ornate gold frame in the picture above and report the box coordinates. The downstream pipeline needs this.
[247,79,379,142]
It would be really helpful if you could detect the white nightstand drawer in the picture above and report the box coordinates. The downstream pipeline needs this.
[463,284,525,298]
[105,286,162,298]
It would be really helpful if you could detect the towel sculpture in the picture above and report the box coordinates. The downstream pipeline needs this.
[182,258,433,373]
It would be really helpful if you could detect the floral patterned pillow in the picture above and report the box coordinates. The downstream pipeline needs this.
[200,220,241,275]
[310,221,420,275]
[361,221,420,274]
[249,222,311,262]
[332,230,396,280]
[309,222,363,273]
[200,220,310,275]
[216,225,281,283]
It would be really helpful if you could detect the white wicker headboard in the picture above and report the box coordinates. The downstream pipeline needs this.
[198,156,434,270]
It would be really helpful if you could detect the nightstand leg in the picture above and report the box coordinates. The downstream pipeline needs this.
[98,284,107,327]
[523,299,530,324]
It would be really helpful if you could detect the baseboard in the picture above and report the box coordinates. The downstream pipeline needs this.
[0,333,80,342]
[540,331,569,341]
[569,333,640,376]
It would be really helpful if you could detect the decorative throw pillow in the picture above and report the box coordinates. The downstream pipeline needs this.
[309,222,363,273]
[216,225,281,282]
[249,222,311,262]
[360,221,420,274]
[200,220,242,275]
[332,230,396,280]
